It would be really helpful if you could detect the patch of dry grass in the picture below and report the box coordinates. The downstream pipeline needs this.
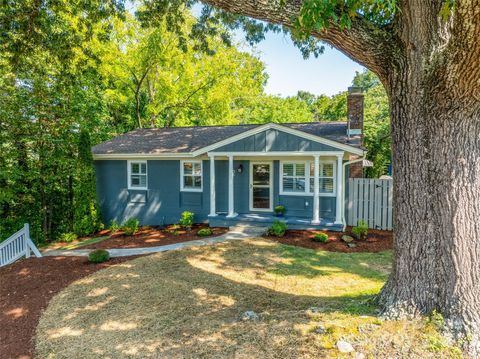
[35,239,462,358]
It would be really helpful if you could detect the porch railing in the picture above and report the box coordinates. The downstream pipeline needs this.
[0,224,42,267]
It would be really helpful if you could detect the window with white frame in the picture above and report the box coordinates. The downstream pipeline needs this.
[281,162,307,194]
[128,161,147,189]
[309,162,336,195]
[181,160,202,191]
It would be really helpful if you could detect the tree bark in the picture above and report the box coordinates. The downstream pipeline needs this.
[199,0,480,355]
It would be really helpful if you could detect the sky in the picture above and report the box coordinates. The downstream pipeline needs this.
[233,31,365,98]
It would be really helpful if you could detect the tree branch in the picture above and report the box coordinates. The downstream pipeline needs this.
[200,0,397,80]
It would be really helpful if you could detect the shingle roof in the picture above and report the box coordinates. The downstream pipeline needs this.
[91,122,362,155]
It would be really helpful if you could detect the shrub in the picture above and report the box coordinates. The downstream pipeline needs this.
[274,205,286,216]
[352,220,368,240]
[179,211,194,228]
[268,220,288,237]
[88,249,110,263]
[197,228,213,237]
[312,232,329,243]
[122,218,139,236]
[59,232,77,243]
[109,219,120,232]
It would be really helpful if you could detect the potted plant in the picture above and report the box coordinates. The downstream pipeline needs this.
[274,205,286,217]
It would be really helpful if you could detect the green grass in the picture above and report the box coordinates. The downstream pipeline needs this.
[36,239,462,358]
[59,236,110,250]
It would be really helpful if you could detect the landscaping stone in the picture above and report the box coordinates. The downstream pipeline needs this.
[348,243,357,248]
[240,310,260,321]
[314,324,326,334]
[342,235,354,243]
[354,353,366,359]
[307,306,322,314]
[336,340,355,353]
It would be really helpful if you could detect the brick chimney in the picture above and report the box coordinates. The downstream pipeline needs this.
[347,86,365,178]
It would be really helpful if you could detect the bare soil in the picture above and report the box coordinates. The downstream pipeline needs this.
[82,224,228,250]
[264,227,393,252]
[0,255,139,359]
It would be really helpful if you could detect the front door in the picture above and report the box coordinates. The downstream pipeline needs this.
[250,162,273,212]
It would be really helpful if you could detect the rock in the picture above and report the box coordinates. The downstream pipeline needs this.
[342,235,354,243]
[307,306,322,314]
[314,325,326,334]
[336,340,355,353]
[240,310,260,321]
[348,243,357,248]
[354,353,366,359]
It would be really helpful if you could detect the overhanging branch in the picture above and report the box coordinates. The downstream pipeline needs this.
[200,0,397,80]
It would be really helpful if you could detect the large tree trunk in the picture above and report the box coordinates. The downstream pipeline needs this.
[378,60,480,355]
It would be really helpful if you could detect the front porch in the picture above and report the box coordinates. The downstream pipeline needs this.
[208,213,344,232]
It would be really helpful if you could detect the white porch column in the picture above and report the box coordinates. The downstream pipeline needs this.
[208,154,217,217]
[226,155,237,218]
[312,155,320,224]
[335,153,344,224]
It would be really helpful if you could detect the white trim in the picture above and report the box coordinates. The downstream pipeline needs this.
[309,160,337,197]
[208,155,217,217]
[209,151,345,157]
[312,155,320,224]
[194,123,364,156]
[335,154,343,224]
[249,161,273,212]
[180,160,203,192]
[279,161,309,196]
[226,156,237,218]
[127,160,148,190]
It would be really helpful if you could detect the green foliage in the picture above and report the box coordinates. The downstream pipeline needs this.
[274,205,286,215]
[312,232,329,243]
[268,220,288,237]
[179,211,195,228]
[59,232,77,243]
[352,220,369,240]
[88,249,110,263]
[197,228,213,237]
[122,218,139,236]
[109,220,121,232]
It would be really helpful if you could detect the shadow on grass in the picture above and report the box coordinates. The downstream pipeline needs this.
[36,241,393,358]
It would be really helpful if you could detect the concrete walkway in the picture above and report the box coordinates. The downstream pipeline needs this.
[42,225,267,258]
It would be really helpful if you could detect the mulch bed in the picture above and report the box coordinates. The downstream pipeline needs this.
[81,224,228,250]
[264,227,392,253]
[0,255,140,359]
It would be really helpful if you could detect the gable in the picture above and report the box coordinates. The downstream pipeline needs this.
[214,128,341,153]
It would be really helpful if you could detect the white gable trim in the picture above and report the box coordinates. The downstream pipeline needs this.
[192,123,364,156]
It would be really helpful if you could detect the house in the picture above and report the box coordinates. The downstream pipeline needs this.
[92,87,366,231]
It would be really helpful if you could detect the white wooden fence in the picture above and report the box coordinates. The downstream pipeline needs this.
[0,224,42,267]
[346,178,393,230]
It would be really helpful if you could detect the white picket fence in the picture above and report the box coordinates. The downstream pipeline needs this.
[0,224,42,267]
[346,178,393,230]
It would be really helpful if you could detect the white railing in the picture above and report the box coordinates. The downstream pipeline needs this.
[346,178,393,230]
[0,223,42,267]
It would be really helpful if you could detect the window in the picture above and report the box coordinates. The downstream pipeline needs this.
[128,161,147,189]
[281,162,307,194]
[309,162,336,196]
[181,160,202,191]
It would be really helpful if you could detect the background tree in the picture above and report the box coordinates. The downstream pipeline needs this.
[169,0,480,355]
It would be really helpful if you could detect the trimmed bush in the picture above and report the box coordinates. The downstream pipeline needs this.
[88,249,110,263]
[179,211,194,228]
[352,220,368,240]
[268,220,288,237]
[197,228,213,237]
[59,232,77,243]
[122,218,139,236]
[312,232,329,243]
[109,219,120,232]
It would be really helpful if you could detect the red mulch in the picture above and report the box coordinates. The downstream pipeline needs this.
[264,227,392,253]
[81,224,228,250]
[0,255,140,359]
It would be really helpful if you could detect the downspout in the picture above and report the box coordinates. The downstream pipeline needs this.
[340,156,367,231]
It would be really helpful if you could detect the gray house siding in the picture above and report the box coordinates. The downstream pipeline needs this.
[95,158,338,227]
[215,129,340,152]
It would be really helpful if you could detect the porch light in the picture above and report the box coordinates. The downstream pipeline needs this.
[237,164,243,173]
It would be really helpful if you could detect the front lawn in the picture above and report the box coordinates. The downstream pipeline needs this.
[36,239,461,358]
